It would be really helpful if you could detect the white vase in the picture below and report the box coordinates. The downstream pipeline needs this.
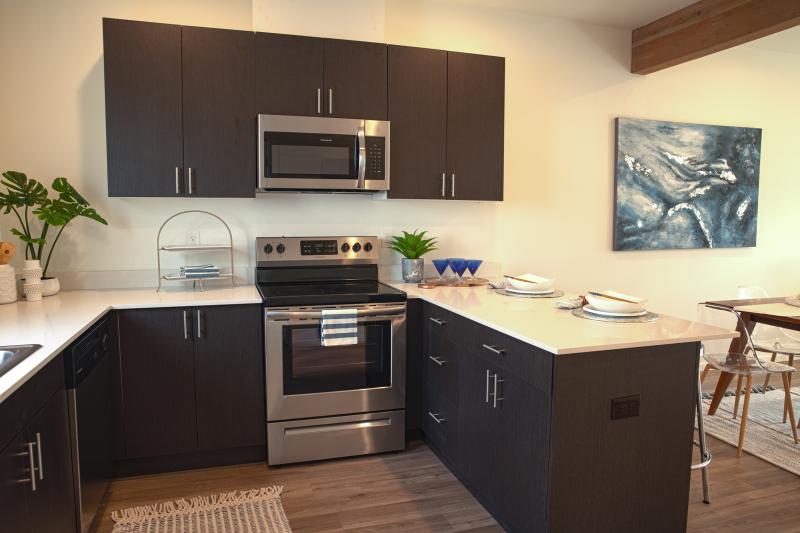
[0,265,16,304]
[41,277,60,297]
[23,259,43,302]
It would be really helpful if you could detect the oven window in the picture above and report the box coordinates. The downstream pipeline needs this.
[265,132,356,179]
[282,321,391,395]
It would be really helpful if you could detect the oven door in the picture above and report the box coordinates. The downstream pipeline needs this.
[265,303,406,421]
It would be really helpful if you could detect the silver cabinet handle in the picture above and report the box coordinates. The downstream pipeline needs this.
[428,355,446,366]
[428,412,446,424]
[328,88,333,115]
[441,173,446,197]
[317,88,321,114]
[188,168,195,195]
[175,166,181,195]
[451,173,456,198]
[482,344,505,356]
[16,442,37,491]
[196,309,203,339]
[183,310,189,340]
[485,369,491,403]
[429,317,446,326]
[493,373,504,408]
[35,432,43,480]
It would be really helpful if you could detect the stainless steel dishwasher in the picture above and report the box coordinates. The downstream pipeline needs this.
[65,317,114,533]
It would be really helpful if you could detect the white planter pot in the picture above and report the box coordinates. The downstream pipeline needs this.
[41,277,61,297]
[0,265,16,304]
[23,259,43,302]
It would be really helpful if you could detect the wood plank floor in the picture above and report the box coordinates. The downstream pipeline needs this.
[95,432,800,532]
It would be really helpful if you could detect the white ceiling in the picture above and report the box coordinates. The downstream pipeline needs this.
[432,0,697,29]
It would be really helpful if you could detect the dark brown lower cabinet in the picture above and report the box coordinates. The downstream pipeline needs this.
[0,387,76,533]
[416,301,698,533]
[116,305,265,472]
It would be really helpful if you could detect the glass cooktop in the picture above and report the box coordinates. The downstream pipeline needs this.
[258,280,406,307]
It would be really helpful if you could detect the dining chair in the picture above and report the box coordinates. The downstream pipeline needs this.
[737,285,800,422]
[700,303,798,458]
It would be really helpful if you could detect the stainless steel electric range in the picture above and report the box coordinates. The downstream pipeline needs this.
[256,236,407,465]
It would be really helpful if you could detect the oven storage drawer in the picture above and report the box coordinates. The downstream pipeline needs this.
[267,410,405,465]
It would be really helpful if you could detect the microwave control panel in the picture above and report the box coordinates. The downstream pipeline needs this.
[365,137,385,180]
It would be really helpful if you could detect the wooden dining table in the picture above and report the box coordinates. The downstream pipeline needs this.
[705,297,800,415]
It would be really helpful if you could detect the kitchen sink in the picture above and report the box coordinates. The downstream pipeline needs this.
[0,344,42,379]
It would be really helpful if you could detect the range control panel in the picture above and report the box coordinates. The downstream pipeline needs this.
[257,236,380,263]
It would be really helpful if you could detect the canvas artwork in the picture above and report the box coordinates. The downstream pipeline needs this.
[613,117,762,251]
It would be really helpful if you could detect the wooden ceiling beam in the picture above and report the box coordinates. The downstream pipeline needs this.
[631,0,800,75]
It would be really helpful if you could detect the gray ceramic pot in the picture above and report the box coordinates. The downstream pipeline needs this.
[401,258,424,283]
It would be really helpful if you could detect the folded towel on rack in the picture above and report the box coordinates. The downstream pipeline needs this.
[182,271,221,279]
[180,264,220,278]
[320,308,359,346]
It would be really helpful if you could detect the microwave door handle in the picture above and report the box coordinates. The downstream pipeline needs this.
[356,124,366,189]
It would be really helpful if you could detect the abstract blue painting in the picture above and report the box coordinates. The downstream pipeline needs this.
[613,117,761,250]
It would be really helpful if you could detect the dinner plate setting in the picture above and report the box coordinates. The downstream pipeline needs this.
[572,306,660,323]
[494,287,565,298]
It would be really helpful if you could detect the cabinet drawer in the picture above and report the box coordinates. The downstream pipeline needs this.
[469,325,553,395]
[424,389,458,461]
[425,336,459,405]
[425,303,468,344]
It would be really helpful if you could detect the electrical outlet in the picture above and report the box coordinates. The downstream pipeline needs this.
[187,231,200,245]
[611,395,640,420]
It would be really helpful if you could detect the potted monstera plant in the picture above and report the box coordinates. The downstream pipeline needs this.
[388,229,438,283]
[0,171,107,296]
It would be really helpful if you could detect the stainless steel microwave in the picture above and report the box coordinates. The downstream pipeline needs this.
[257,114,389,192]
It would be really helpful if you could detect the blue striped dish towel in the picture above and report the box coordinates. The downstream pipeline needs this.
[180,264,220,279]
[320,308,359,346]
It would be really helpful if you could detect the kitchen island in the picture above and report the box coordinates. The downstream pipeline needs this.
[388,282,735,533]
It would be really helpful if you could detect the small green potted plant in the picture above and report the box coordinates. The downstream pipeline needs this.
[0,171,107,296]
[388,230,438,283]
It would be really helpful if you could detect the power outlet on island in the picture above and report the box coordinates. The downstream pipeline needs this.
[611,394,640,420]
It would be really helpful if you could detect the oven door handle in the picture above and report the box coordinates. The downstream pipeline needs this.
[266,305,406,321]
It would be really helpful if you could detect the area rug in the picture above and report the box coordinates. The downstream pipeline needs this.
[701,388,800,475]
[112,486,292,532]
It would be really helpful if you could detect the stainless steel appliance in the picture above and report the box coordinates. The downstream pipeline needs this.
[257,236,406,465]
[257,115,389,192]
[65,317,114,533]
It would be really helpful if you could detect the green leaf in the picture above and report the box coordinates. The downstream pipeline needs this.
[387,229,438,259]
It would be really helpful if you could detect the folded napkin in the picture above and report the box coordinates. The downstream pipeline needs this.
[321,308,359,346]
[488,278,508,289]
[556,296,584,309]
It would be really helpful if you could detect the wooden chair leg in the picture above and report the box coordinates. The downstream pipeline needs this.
[764,352,777,390]
[784,355,795,423]
[737,375,753,457]
[733,375,744,419]
[782,372,799,444]
[700,364,711,385]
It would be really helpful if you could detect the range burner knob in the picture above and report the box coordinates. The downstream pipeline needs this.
[364,242,373,252]
[352,242,362,253]
[341,242,350,253]
[263,243,273,254]
[276,243,285,254]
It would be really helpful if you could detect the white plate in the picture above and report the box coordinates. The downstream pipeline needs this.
[505,286,555,295]
[506,274,556,292]
[583,305,648,318]
[585,291,646,314]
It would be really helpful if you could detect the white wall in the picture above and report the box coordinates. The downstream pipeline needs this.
[1,0,798,318]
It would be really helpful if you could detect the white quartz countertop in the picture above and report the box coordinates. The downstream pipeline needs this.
[0,286,261,403]
[385,281,736,356]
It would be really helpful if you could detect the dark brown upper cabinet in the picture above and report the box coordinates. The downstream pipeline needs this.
[447,52,505,201]
[388,48,505,201]
[103,19,255,198]
[255,33,387,119]
[104,18,183,197]
[255,33,324,117]
[181,26,255,198]
[387,46,448,199]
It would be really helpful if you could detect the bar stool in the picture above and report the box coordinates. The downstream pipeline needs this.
[692,362,712,504]
[700,303,798,458]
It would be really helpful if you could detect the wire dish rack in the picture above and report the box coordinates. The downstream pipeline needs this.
[156,210,235,292]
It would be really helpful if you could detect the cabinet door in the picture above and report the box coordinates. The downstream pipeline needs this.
[194,305,265,450]
[324,39,387,119]
[496,374,551,533]
[255,33,324,116]
[457,353,499,507]
[447,52,504,201]
[26,389,77,533]
[118,309,196,458]
[182,26,255,198]
[387,46,447,199]
[0,431,32,533]
[103,18,183,197]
